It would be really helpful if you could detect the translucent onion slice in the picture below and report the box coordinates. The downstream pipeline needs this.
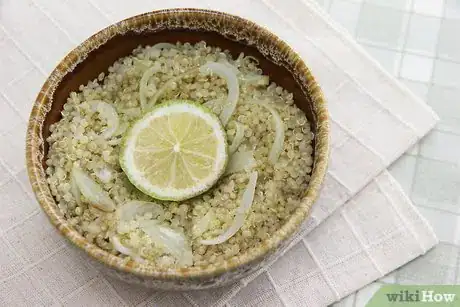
[192,210,215,238]
[111,236,145,263]
[225,149,256,175]
[200,62,239,126]
[139,220,193,266]
[200,171,258,245]
[117,201,164,223]
[72,166,115,212]
[238,171,258,213]
[217,57,240,76]
[87,100,119,139]
[94,167,112,184]
[254,102,285,164]
[228,122,245,154]
[139,64,161,111]
[152,43,176,49]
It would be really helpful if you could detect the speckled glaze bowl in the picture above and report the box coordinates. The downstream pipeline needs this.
[26,8,329,290]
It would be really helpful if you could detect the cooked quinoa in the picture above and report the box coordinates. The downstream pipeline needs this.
[45,41,314,268]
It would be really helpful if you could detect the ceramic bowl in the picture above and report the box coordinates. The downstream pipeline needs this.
[25,8,329,290]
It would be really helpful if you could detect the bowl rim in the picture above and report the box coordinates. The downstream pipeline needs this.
[25,8,329,280]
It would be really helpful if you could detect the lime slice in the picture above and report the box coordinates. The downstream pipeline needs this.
[120,100,228,201]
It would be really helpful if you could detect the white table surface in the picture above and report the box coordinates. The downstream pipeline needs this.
[312,0,460,306]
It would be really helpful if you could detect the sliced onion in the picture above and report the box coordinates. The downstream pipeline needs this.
[152,43,176,49]
[192,210,215,238]
[254,102,285,164]
[217,57,240,76]
[201,171,258,245]
[228,122,245,154]
[70,173,81,206]
[139,64,161,111]
[139,220,193,266]
[200,62,239,126]
[87,100,119,139]
[225,149,257,175]
[238,171,258,213]
[94,167,112,184]
[111,236,145,263]
[117,201,164,223]
[72,166,115,212]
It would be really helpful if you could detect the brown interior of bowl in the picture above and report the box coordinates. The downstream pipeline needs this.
[42,29,316,168]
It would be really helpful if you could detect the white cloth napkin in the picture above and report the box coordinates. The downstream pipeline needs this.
[0,0,439,306]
